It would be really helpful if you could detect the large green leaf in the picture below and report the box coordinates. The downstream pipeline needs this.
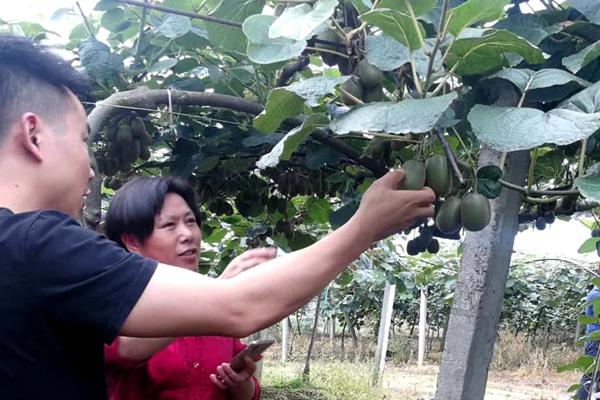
[446,29,545,76]
[578,237,600,253]
[365,35,441,76]
[330,92,457,134]
[349,0,371,14]
[467,105,600,152]
[447,0,509,36]
[286,76,350,106]
[253,88,305,132]
[476,165,503,199]
[360,9,425,51]
[575,163,600,203]
[256,114,329,169]
[559,80,600,113]
[243,15,307,64]
[377,0,436,16]
[563,41,600,74]
[486,68,590,94]
[494,13,559,46]
[269,0,337,41]
[570,0,600,25]
[101,7,126,31]
[156,14,191,38]
[556,355,594,373]
[206,0,264,53]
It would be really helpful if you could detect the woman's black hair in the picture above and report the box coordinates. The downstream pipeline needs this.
[105,176,201,248]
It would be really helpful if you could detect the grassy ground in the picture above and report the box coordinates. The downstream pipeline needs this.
[257,333,581,400]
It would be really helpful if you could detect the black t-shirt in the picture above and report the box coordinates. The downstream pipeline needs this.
[0,208,158,399]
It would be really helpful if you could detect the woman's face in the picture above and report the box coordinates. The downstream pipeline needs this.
[136,193,202,271]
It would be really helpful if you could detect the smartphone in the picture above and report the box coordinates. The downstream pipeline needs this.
[230,339,275,372]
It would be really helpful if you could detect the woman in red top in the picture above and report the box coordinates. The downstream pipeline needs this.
[104,176,275,400]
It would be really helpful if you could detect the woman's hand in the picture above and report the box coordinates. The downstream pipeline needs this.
[209,357,256,392]
[219,248,276,279]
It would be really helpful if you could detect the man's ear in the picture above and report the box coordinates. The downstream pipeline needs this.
[17,113,44,162]
[121,233,143,253]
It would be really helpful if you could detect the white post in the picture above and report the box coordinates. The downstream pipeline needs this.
[372,280,396,385]
[281,318,289,362]
[418,289,427,367]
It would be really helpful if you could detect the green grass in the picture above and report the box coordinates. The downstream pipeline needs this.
[260,360,388,400]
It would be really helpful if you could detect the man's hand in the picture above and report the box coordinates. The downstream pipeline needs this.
[219,248,277,279]
[353,170,436,242]
[209,357,256,391]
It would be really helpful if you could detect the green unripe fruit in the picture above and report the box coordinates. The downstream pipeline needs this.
[316,30,341,66]
[461,193,491,232]
[398,160,426,190]
[425,155,452,196]
[406,239,419,256]
[116,125,134,146]
[340,78,363,106]
[131,117,153,145]
[357,59,384,88]
[363,85,385,103]
[435,197,462,234]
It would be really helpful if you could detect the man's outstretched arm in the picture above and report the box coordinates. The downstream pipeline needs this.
[120,171,435,338]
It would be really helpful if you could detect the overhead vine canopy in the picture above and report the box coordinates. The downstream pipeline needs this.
[6,0,600,266]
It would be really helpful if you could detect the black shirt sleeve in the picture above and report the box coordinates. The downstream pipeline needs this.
[25,211,158,343]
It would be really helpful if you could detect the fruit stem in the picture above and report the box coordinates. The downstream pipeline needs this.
[338,88,365,105]
[579,137,588,177]
[526,148,538,194]
[305,46,350,59]
[424,0,450,91]
[434,129,464,185]
[408,52,424,96]
[499,179,579,197]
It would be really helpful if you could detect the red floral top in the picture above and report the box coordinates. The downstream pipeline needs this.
[105,336,261,400]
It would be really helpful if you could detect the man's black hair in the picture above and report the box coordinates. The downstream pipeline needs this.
[105,176,202,249]
[0,35,89,139]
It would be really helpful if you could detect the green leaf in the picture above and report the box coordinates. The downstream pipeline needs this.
[563,41,600,74]
[243,15,307,64]
[253,88,305,132]
[575,164,600,203]
[377,0,436,16]
[349,0,371,14]
[365,35,441,76]
[468,105,600,152]
[447,0,510,36]
[147,58,178,73]
[206,0,265,53]
[196,156,220,173]
[95,0,119,11]
[494,13,558,46]
[578,237,600,253]
[594,277,600,288]
[556,355,594,373]
[330,92,457,134]
[101,7,126,31]
[287,231,317,251]
[156,14,191,38]
[360,9,426,51]
[578,315,598,324]
[307,197,331,224]
[486,68,590,95]
[286,76,350,106]
[78,39,123,82]
[476,165,503,199]
[336,270,354,286]
[570,0,600,25]
[256,114,329,168]
[567,384,582,393]
[305,145,342,169]
[269,0,337,41]
[446,29,545,76]
[329,200,360,228]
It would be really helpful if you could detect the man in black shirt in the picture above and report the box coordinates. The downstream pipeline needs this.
[0,34,435,399]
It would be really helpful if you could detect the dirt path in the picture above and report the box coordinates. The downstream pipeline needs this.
[382,365,577,400]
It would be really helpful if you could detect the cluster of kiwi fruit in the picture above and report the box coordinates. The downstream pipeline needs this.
[518,207,556,231]
[406,226,440,255]
[96,115,153,189]
[400,155,492,238]
[339,59,386,105]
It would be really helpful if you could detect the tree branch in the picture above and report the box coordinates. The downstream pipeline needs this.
[115,0,242,28]
[499,178,580,197]
[434,128,464,185]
